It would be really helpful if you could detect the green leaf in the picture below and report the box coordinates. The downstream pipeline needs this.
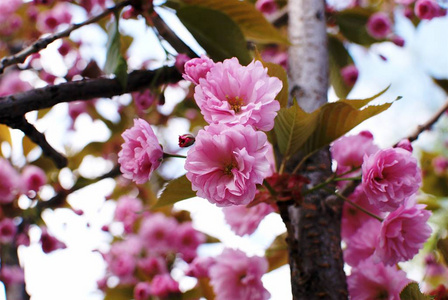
[335,8,379,46]
[153,175,196,208]
[328,35,354,98]
[104,287,134,300]
[400,282,433,300]
[265,233,288,272]
[179,0,288,45]
[274,87,396,158]
[274,100,319,158]
[105,12,128,89]
[177,6,252,64]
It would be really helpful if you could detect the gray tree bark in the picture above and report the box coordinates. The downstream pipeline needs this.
[280,0,348,299]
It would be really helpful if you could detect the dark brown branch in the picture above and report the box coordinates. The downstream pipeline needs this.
[149,11,198,58]
[0,0,132,74]
[4,117,67,168]
[0,66,182,120]
[0,66,182,167]
[399,97,448,145]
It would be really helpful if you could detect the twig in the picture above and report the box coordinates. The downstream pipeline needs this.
[149,11,198,58]
[399,97,448,145]
[4,117,67,168]
[38,165,122,211]
[0,0,132,74]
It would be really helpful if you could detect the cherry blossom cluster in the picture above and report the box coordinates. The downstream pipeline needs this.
[331,131,433,299]
[100,195,205,299]
[0,157,67,289]
[182,56,282,208]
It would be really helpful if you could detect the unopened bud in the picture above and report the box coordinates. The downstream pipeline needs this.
[179,134,195,148]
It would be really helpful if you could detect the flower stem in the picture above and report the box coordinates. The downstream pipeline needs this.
[331,190,383,222]
[163,153,187,159]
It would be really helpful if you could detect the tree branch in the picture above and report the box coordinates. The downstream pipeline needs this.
[0,66,182,167]
[399,97,448,145]
[4,117,67,168]
[0,0,132,74]
[0,66,182,120]
[149,11,198,58]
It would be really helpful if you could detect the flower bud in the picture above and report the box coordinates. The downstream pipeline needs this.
[178,134,195,148]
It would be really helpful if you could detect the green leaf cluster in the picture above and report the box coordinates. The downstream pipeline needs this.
[105,12,128,89]
[274,87,397,160]
[167,0,288,64]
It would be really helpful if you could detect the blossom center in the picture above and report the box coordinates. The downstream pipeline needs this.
[223,162,237,176]
[226,95,244,113]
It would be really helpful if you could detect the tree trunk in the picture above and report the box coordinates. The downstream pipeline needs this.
[281,0,348,299]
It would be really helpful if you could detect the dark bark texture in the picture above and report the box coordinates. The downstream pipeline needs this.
[278,150,347,299]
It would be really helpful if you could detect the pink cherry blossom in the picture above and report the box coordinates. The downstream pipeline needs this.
[0,218,17,244]
[114,196,143,233]
[105,236,143,283]
[361,147,421,212]
[255,0,278,15]
[185,124,271,206]
[223,203,275,236]
[175,53,190,74]
[174,222,205,262]
[209,248,270,300]
[341,186,385,240]
[348,258,410,300]
[150,274,180,298]
[340,64,359,87]
[134,282,152,300]
[137,256,168,277]
[415,0,440,19]
[118,118,163,184]
[344,218,381,266]
[139,213,177,254]
[0,158,22,204]
[21,165,47,193]
[186,256,216,278]
[374,203,432,265]
[194,58,282,131]
[396,139,413,152]
[133,90,156,112]
[366,12,392,39]
[331,131,379,174]
[183,55,215,85]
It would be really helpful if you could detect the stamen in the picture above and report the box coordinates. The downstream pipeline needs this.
[226,95,244,113]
